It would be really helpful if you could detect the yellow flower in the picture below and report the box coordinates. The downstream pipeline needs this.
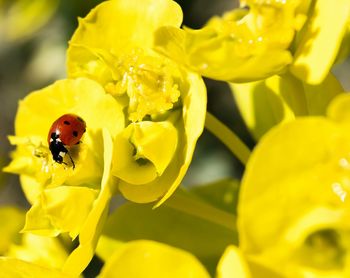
[154,0,309,82]
[66,0,207,205]
[4,78,124,275]
[238,93,350,277]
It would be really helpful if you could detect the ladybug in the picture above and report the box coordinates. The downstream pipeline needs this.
[48,114,86,169]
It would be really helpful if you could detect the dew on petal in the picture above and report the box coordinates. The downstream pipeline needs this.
[339,158,350,170]
[332,182,347,203]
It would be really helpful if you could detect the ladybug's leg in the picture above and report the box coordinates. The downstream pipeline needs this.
[67,152,75,169]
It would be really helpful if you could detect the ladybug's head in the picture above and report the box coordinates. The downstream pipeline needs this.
[49,140,67,164]
[50,132,60,141]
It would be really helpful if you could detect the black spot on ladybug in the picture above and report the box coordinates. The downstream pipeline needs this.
[63,121,70,125]
[73,131,78,137]
[77,117,84,123]
[84,128,86,133]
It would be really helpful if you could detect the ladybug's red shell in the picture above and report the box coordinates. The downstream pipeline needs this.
[48,114,86,146]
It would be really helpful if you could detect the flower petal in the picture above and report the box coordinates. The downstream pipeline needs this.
[155,0,306,82]
[99,240,210,278]
[63,128,117,276]
[15,77,123,139]
[22,186,98,239]
[0,257,69,278]
[217,246,251,278]
[7,233,68,269]
[0,207,25,254]
[67,0,182,78]
[112,121,178,185]
[290,0,350,84]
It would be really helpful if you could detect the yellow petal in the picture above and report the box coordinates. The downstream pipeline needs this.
[155,72,207,206]
[63,129,117,276]
[67,0,182,78]
[155,0,306,82]
[112,126,158,185]
[16,77,123,139]
[23,186,99,239]
[0,257,69,278]
[290,0,350,84]
[19,175,43,205]
[0,207,25,254]
[112,121,178,185]
[7,233,68,270]
[217,245,251,278]
[99,240,210,278]
[22,198,59,237]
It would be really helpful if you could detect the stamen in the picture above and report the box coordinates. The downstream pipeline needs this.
[108,48,181,122]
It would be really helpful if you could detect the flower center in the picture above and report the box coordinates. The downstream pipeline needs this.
[105,48,181,122]
[295,229,347,271]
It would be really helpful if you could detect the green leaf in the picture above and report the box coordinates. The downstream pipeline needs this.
[189,179,239,215]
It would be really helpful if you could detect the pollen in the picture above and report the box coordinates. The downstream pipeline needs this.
[111,48,181,122]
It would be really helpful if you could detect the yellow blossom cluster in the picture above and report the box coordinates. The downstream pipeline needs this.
[2,0,350,277]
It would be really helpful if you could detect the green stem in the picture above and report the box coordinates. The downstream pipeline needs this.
[205,112,251,165]
[165,190,236,232]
